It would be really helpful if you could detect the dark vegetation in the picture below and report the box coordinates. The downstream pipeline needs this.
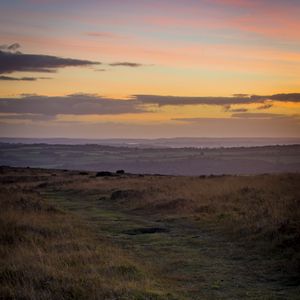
[0,166,300,299]
[96,171,115,177]
[116,170,125,175]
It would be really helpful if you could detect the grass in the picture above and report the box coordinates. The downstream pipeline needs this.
[56,172,300,266]
[1,166,300,299]
[0,172,176,299]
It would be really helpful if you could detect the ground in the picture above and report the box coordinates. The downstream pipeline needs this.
[1,167,299,299]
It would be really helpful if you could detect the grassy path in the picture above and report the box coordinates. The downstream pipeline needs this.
[43,189,299,300]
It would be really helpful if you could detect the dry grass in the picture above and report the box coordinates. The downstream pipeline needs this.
[1,167,299,299]
[59,172,300,273]
[0,180,174,299]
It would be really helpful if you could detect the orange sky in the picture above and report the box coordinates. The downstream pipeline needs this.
[0,0,299,138]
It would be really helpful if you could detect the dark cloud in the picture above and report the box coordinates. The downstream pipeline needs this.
[231,113,300,119]
[0,113,54,121]
[0,94,144,117]
[0,49,100,74]
[250,93,300,102]
[228,108,248,113]
[39,77,52,80]
[223,105,248,112]
[232,94,249,97]
[268,93,300,102]
[0,76,37,81]
[135,93,300,106]
[173,113,299,122]
[173,112,300,123]
[257,103,273,110]
[172,117,220,122]
[136,95,263,106]
[109,62,144,67]
[0,93,299,123]
[0,75,52,81]
[0,43,147,75]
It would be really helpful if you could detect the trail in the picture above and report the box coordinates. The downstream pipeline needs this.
[43,189,299,300]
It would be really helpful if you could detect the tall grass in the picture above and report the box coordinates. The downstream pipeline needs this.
[1,167,299,298]
[0,182,174,299]
[59,172,300,273]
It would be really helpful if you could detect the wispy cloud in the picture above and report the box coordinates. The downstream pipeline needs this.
[0,76,36,81]
[0,113,55,121]
[135,93,300,106]
[231,112,300,119]
[0,75,52,81]
[109,62,144,67]
[86,32,125,39]
[136,95,258,106]
[173,113,300,122]
[223,105,248,113]
[257,103,273,110]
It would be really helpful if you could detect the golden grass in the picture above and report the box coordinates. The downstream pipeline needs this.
[0,184,173,299]
[59,172,300,272]
[1,167,299,299]
[60,173,300,230]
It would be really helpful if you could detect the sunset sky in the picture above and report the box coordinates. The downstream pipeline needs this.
[0,0,299,138]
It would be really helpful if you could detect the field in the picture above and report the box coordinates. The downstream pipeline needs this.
[1,166,299,299]
[0,143,300,175]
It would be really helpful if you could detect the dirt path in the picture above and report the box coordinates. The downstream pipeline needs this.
[43,190,299,300]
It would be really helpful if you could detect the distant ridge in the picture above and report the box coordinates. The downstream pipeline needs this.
[0,137,300,149]
[0,143,299,175]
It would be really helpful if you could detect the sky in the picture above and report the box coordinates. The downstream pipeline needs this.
[0,0,299,138]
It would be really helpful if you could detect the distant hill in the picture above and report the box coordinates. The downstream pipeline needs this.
[0,143,299,175]
[0,137,299,148]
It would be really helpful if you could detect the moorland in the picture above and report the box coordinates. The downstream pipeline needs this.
[1,166,299,299]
